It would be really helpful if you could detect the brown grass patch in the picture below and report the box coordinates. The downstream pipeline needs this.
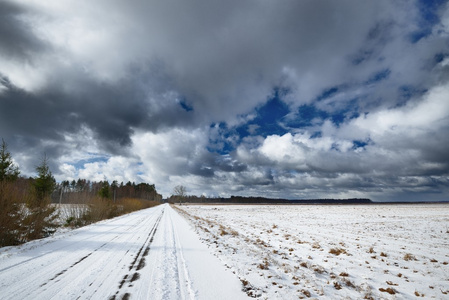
[258,258,269,270]
[329,247,347,256]
[404,253,417,261]
[333,281,342,290]
[379,287,396,294]
[312,242,321,249]
[343,278,355,288]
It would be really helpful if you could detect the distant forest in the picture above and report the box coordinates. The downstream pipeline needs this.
[54,179,162,204]
[168,195,372,204]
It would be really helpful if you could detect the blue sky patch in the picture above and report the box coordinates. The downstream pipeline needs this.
[72,154,110,169]
[409,0,447,43]
[178,98,193,112]
[365,69,391,85]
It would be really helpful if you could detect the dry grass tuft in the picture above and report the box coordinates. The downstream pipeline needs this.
[414,290,425,297]
[329,247,347,256]
[403,253,417,261]
[219,226,228,236]
[301,289,311,297]
[313,265,325,274]
[379,287,396,294]
[258,258,269,270]
[312,242,321,249]
[343,278,355,288]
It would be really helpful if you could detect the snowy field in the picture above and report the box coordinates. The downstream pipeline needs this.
[176,204,449,299]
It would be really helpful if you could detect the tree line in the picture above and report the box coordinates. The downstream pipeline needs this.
[56,179,161,204]
[168,187,372,204]
[0,139,161,247]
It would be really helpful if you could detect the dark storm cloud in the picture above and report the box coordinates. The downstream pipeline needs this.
[0,1,48,60]
[0,65,196,158]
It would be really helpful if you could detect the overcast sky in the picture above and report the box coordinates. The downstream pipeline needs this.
[1,0,449,201]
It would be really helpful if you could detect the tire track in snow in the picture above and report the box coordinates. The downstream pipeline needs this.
[168,208,196,300]
[0,206,164,300]
[68,210,163,299]
[40,236,120,287]
[141,205,196,300]
[0,212,149,274]
[110,208,164,300]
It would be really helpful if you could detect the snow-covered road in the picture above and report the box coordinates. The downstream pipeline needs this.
[0,204,248,300]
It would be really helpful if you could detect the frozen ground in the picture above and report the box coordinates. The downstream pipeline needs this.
[0,204,248,300]
[176,204,449,299]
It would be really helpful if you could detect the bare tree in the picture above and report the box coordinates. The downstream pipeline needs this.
[173,185,187,204]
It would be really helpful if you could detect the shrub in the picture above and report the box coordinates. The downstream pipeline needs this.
[119,198,156,213]
[1,178,58,245]
[0,181,26,246]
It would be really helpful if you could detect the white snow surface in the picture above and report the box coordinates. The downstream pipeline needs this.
[0,204,248,300]
[176,204,449,299]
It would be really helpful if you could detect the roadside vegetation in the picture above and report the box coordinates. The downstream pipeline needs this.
[0,138,161,247]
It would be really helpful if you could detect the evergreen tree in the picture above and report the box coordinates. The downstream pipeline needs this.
[98,181,110,199]
[33,155,56,202]
[0,139,23,246]
[24,154,58,240]
[0,139,20,182]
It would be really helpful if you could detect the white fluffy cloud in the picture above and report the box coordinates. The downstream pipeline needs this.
[229,83,449,200]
